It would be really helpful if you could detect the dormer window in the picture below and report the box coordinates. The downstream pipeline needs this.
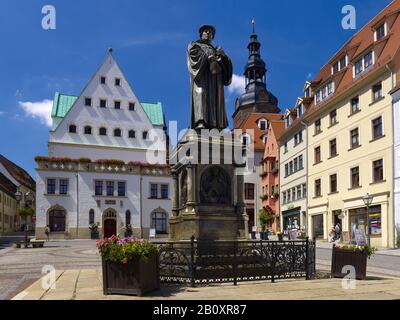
[353,51,374,78]
[285,116,291,129]
[304,88,310,98]
[375,23,386,41]
[69,125,77,133]
[364,52,373,69]
[316,91,321,104]
[297,104,303,117]
[316,81,334,104]
[332,56,347,74]
[258,119,267,131]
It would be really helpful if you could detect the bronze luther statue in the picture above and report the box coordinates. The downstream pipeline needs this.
[187,25,233,131]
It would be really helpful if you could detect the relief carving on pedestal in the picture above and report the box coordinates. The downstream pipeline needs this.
[200,166,230,204]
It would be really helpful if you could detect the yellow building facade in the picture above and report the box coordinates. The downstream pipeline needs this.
[304,0,400,248]
[307,70,395,248]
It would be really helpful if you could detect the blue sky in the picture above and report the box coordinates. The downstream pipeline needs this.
[0,0,392,178]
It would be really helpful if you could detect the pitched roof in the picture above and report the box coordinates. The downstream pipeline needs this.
[141,102,165,127]
[0,155,35,190]
[304,0,400,121]
[51,92,78,118]
[51,92,165,127]
[0,173,17,198]
[237,113,283,151]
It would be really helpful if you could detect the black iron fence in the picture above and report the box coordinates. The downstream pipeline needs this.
[155,237,316,287]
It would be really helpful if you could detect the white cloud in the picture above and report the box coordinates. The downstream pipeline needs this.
[228,74,246,95]
[18,99,53,127]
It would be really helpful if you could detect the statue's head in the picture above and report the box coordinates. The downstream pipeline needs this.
[199,25,216,42]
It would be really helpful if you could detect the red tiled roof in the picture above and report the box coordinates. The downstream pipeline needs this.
[236,113,283,151]
[0,155,35,190]
[304,0,400,121]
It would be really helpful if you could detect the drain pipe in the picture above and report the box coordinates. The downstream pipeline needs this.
[301,120,308,237]
[386,63,396,248]
[76,173,79,239]
[140,175,143,238]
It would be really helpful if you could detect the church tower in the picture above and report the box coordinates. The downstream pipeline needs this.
[233,21,280,128]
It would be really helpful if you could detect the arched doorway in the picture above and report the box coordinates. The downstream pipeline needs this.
[103,209,117,238]
[47,206,67,232]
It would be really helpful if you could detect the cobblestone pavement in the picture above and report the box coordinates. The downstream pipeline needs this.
[12,269,400,300]
[0,240,100,300]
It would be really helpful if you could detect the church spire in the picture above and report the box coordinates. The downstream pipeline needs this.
[244,19,267,89]
[233,22,280,119]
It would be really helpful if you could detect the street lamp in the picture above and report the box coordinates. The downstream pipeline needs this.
[14,188,34,246]
[362,193,373,247]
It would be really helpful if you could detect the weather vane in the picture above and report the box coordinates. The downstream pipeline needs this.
[252,19,256,34]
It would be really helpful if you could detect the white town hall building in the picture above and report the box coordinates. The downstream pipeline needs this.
[35,49,172,240]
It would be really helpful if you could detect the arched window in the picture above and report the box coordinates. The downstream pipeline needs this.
[89,209,95,225]
[151,211,168,234]
[48,209,66,232]
[125,210,131,225]
[69,125,77,133]
[129,130,136,138]
[84,126,92,135]
[114,128,122,137]
[99,127,107,136]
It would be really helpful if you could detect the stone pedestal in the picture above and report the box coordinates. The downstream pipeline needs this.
[169,130,248,241]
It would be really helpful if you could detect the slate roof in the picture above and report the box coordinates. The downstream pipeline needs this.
[51,92,165,127]
[0,173,17,198]
[0,155,35,190]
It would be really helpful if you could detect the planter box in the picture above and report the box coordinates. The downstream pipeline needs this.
[331,245,368,280]
[102,255,159,296]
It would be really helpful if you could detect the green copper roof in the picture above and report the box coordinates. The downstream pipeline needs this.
[141,102,165,126]
[51,92,165,126]
[51,92,78,118]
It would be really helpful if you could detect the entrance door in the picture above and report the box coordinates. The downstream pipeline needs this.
[312,214,324,239]
[103,219,116,238]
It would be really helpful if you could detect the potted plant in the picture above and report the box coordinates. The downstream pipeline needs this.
[124,224,133,238]
[89,222,100,239]
[331,244,376,280]
[97,235,159,296]
[258,209,267,240]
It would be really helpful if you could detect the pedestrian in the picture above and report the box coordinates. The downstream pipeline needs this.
[329,225,336,243]
[335,223,341,241]
[45,225,50,242]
